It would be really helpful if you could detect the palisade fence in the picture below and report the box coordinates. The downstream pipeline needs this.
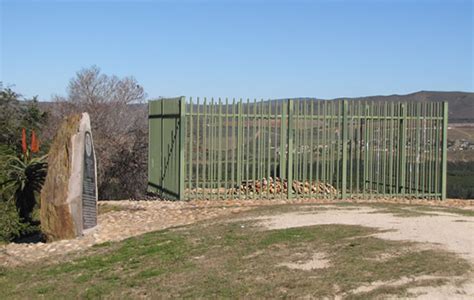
[148,97,448,201]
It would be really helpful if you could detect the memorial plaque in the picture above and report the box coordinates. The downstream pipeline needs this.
[82,131,97,230]
[41,113,98,241]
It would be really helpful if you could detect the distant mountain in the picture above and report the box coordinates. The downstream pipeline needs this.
[327,91,473,122]
[37,91,474,123]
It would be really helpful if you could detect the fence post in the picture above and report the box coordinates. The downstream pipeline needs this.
[179,96,186,200]
[287,99,294,199]
[341,100,348,199]
[398,103,407,194]
[441,101,448,200]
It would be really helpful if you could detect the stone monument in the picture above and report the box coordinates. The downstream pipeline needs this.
[40,113,98,241]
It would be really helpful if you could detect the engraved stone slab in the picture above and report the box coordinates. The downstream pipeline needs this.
[82,132,97,230]
[40,113,98,241]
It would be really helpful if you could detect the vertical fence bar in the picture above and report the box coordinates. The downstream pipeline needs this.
[348,102,353,195]
[322,101,327,186]
[202,98,207,198]
[375,103,380,193]
[259,99,264,190]
[266,100,272,197]
[246,98,251,199]
[363,104,369,194]
[280,100,287,181]
[382,102,387,195]
[356,103,362,193]
[273,101,278,197]
[302,100,308,195]
[315,101,320,192]
[421,103,426,196]
[329,103,334,190]
[188,97,193,197]
[230,98,235,200]
[426,103,434,194]
[195,98,200,198]
[309,100,314,198]
[398,103,407,194]
[294,101,300,187]
[389,102,394,194]
[209,98,215,199]
[252,98,258,199]
[341,100,348,199]
[179,96,186,200]
[441,101,448,200]
[433,103,437,196]
[435,102,440,197]
[370,104,375,194]
[160,100,164,198]
[327,102,332,190]
[217,98,223,199]
[287,99,294,199]
[335,102,340,190]
[414,104,418,195]
[428,102,433,195]
[408,104,413,194]
[356,102,360,194]
[433,103,438,197]
[224,98,229,198]
[368,103,373,194]
[237,99,243,198]
[335,101,340,191]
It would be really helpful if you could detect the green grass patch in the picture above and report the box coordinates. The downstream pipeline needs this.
[411,206,474,217]
[364,203,474,218]
[368,205,434,217]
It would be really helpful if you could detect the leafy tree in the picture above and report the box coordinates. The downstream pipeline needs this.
[0,83,48,151]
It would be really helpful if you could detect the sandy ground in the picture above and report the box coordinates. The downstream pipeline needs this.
[252,205,474,299]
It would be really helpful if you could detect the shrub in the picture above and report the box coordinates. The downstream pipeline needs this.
[1,154,47,222]
[0,201,26,242]
[447,161,474,199]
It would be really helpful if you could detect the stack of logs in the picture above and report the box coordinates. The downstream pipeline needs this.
[235,177,338,195]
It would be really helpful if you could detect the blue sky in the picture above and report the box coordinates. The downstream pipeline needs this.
[1,0,472,100]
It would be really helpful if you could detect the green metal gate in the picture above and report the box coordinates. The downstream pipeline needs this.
[148,97,185,200]
[148,97,448,200]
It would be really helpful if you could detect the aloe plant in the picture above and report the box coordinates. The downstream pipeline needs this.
[0,153,47,222]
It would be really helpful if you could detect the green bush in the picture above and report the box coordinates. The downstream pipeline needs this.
[447,161,474,199]
[1,154,47,222]
[0,201,26,243]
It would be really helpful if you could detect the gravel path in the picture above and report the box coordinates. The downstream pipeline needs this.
[0,200,251,267]
[257,207,474,262]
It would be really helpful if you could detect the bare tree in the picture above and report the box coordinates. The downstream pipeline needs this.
[48,66,148,199]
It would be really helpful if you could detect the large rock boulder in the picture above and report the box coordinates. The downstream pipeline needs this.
[40,113,97,242]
